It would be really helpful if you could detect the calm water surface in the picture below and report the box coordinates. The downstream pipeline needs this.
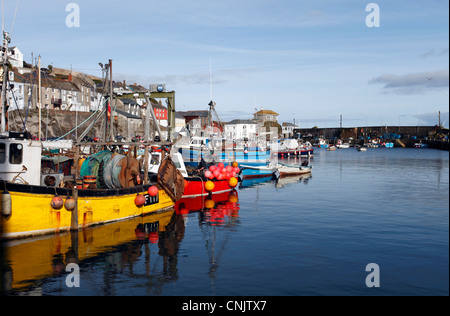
[1,148,448,296]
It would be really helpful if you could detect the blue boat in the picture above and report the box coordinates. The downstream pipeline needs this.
[238,163,280,180]
[178,145,270,168]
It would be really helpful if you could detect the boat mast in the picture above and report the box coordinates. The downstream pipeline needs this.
[0,31,10,134]
[38,55,41,140]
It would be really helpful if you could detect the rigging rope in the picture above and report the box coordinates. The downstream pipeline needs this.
[54,97,108,141]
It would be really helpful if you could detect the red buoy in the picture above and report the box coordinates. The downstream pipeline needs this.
[135,194,146,207]
[148,185,159,196]
[50,195,64,210]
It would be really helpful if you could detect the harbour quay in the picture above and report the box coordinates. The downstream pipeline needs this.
[297,125,449,150]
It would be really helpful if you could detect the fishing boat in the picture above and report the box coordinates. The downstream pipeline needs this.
[317,139,329,148]
[272,139,314,158]
[0,134,184,240]
[177,135,270,168]
[276,161,313,177]
[147,151,238,198]
[0,33,184,240]
[336,140,350,148]
[176,101,271,167]
[413,142,429,148]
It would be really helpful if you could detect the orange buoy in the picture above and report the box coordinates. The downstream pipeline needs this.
[205,199,215,209]
[50,195,64,210]
[232,161,238,168]
[229,177,238,188]
[148,185,159,196]
[135,194,146,207]
[205,180,215,192]
[64,197,77,211]
[229,193,238,203]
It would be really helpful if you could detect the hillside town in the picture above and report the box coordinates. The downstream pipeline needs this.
[5,47,300,142]
[3,46,448,149]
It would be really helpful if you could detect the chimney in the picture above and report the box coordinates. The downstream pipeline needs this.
[68,73,72,82]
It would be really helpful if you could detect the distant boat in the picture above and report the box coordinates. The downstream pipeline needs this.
[273,139,314,157]
[317,139,329,148]
[177,136,270,167]
[413,142,429,148]
[356,146,367,151]
[327,145,336,151]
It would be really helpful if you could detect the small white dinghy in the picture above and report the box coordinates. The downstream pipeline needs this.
[276,161,313,177]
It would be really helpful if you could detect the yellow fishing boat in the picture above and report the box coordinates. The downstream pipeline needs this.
[0,136,184,240]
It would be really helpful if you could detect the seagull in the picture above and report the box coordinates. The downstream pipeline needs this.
[426,77,433,80]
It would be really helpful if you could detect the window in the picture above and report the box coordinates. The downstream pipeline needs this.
[9,143,23,164]
[0,143,5,163]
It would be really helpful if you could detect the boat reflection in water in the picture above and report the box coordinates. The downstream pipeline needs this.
[275,173,312,189]
[0,209,185,295]
[175,190,240,291]
[239,172,312,190]
[175,190,240,226]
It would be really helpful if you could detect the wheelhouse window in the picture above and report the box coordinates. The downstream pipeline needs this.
[9,143,23,164]
[0,143,5,163]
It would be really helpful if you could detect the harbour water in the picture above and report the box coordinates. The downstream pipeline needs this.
[1,148,448,296]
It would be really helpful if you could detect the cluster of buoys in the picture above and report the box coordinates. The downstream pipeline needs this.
[204,162,240,181]
[203,162,240,191]
[50,195,77,211]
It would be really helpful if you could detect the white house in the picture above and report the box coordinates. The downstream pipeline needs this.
[224,119,258,141]
[281,122,299,138]
[0,46,24,68]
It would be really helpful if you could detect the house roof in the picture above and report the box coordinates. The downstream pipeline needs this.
[114,108,141,120]
[178,110,209,117]
[225,119,257,125]
[254,110,279,116]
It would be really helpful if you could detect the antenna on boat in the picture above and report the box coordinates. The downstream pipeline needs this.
[10,0,20,37]
[209,56,213,101]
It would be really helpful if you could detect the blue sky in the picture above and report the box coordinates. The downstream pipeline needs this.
[3,0,449,127]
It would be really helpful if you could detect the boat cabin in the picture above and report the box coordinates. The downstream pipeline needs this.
[0,136,42,186]
[148,152,188,178]
[0,133,73,187]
